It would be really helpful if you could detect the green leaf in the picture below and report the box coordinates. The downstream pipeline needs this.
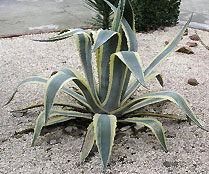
[119,98,166,115]
[119,0,138,96]
[93,30,119,51]
[120,0,138,95]
[5,76,47,106]
[35,29,90,42]
[114,51,146,88]
[93,114,117,172]
[111,0,126,32]
[130,91,207,131]
[44,68,106,124]
[60,68,107,113]
[75,33,100,104]
[12,102,84,112]
[94,31,122,103]
[102,52,127,111]
[102,51,146,111]
[61,87,91,109]
[32,110,92,146]
[122,0,135,33]
[80,122,95,163]
[44,72,77,123]
[128,112,186,120]
[104,0,137,51]
[144,15,192,77]
[4,75,90,111]
[32,111,47,146]
[120,117,168,152]
[120,15,192,105]
[121,71,163,105]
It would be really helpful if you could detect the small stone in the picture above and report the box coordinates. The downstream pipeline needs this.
[64,125,78,133]
[64,125,84,136]
[188,78,199,86]
[120,126,133,136]
[186,42,198,47]
[183,28,188,36]
[134,124,144,131]
[189,34,200,41]
[176,46,194,54]
[163,161,172,167]
[163,161,178,168]
[64,126,73,133]
[49,139,57,145]
[120,125,131,132]
[166,131,176,138]
[46,147,52,151]
[165,41,169,45]
[11,111,26,117]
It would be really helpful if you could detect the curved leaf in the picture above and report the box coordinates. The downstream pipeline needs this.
[120,16,192,105]
[94,31,122,103]
[102,52,127,111]
[118,98,166,115]
[104,0,137,51]
[121,71,163,105]
[75,33,99,104]
[102,51,146,111]
[114,51,146,88]
[32,111,46,146]
[119,1,137,96]
[127,112,186,120]
[44,69,107,123]
[119,117,167,152]
[32,110,92,146]
[93,114,117,172]
[126,91,207,131]
[122,0,135,33]
[5,76,47,106]
[93,30,119,51]
[111,0,125,32]
[44,72,77,123]
[60,68,107,113]
[35,29,90,42]
[12,102,84,112]
[61,87,92,110]
[144,15,192,77]
[4,75,90,111]
[80,122,95,163]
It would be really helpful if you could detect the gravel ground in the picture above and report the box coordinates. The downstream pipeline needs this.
[0,26,209,174]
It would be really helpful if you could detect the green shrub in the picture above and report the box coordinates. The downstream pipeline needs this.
[131,0,181,31]
[6,0,206,173]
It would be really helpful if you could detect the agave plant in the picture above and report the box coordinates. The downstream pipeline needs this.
[6,0,207,173]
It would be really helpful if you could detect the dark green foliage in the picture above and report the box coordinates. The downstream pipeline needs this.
[85,0,181,31]
[84,0,119,29]
[131,0,181,32]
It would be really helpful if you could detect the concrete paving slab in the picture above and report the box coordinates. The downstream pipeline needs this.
[0,0,209,35]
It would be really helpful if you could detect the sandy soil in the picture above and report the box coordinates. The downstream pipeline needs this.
[0,26,209,174]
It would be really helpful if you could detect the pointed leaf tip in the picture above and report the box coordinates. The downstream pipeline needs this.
[93,114,117,171]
